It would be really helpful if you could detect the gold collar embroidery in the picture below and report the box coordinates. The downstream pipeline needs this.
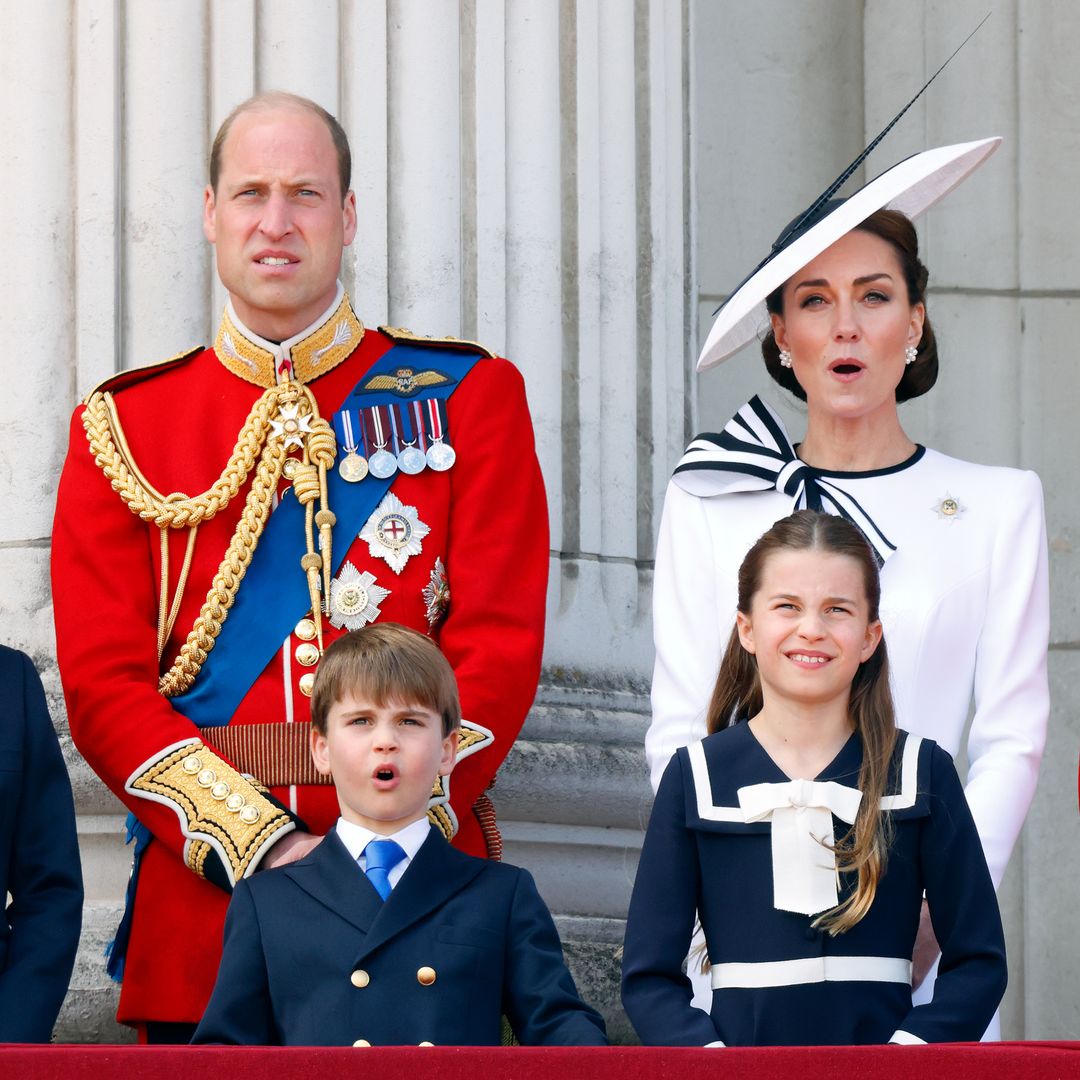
[214,292,365,388]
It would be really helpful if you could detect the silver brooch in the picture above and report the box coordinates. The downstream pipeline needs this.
[360,491,431,574]
[931,493,966,522]
[328,562,390,630]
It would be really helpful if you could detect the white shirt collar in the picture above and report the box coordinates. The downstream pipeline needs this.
[335,815,432,864]
[225,281,346,382]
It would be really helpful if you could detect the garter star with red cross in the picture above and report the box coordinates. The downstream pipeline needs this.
[359,491,431,574]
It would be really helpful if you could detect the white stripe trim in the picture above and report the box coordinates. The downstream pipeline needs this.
[880,735,922,811]
[687,734,923,822]
[710,955,912,990]
[688,741,745,822]
[889,1029,927,1045]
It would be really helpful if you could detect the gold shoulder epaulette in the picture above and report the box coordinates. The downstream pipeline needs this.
[378,325,495,359]
[81,345,204,404]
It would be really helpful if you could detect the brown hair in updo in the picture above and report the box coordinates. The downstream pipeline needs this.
[761,209,938,404]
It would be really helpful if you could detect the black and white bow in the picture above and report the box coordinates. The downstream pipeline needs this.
[672,396,897,565]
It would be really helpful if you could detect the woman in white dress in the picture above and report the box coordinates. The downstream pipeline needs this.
[647,137,1048,1023]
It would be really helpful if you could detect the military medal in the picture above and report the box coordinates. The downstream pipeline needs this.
[329,561,391,630]
[360,491,430,574]
[391,403,426,475]
[425,398,456,472]
[366,405,398,479]
[422,557,451,629]
[335,408,369,483]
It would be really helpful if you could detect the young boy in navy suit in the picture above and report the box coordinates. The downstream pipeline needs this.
[192,624,606,1046]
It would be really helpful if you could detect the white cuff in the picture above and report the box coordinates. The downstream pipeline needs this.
[704,1040,726,1048]
[889,1029,927,1045]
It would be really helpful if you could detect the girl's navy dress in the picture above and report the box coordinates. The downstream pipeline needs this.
[621,722,1007,1046]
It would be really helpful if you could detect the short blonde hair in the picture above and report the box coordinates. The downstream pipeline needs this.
[310,624,460,736]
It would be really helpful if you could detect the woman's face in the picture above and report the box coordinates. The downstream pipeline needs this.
[771,229,925,425]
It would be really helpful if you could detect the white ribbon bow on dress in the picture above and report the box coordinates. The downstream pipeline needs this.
[738,778,864,916]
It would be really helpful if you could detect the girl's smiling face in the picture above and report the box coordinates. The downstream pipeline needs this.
[736,548,883,714]
[771,228,925,425]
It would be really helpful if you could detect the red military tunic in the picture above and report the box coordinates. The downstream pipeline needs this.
[52,292,548,1025]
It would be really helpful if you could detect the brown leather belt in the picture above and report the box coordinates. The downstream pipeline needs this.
[197,722,331,787]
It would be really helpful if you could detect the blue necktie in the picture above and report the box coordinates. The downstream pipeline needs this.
[364,839,406,901]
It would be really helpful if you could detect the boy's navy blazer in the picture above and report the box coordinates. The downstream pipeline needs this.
[193,825,607,1046]
[0,646,83,1042]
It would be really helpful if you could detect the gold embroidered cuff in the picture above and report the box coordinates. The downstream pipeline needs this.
[126,739,294,887]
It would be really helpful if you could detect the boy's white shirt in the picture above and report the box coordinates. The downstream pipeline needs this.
[335,816,432,891]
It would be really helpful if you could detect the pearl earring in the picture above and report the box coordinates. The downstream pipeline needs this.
[779,349,793,369]
[905,344,918,365]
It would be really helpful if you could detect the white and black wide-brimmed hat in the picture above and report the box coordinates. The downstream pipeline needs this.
[697,15,1001,374]
[697,137,1001,373]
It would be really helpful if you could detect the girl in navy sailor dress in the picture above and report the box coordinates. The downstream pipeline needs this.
[621,510,1007,1047]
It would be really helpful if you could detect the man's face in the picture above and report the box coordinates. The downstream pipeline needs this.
[203,106,357,342]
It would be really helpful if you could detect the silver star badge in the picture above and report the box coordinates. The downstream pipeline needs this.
[360,491,431,574]
[931,493,966,522]
[270,403,313,449]
[328,562,390,630]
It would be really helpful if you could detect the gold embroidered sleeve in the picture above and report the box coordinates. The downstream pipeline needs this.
[125,739,295,890]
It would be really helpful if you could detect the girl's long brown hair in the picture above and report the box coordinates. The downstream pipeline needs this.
[707,510,897,935]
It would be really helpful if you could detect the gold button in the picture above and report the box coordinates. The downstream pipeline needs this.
[225,793,245,812]
[299,672,316,697]
[352,1039,371,1048]
[211,781,230,800]
[942,498,958,516]
[416,966,436,986]
[350,969,370,988]
[239,805,261,825]
[294,617,317,641]
[182,754,202,774]
[283,458,299,481]
[418,1041,434,1047]
[295,641,320,667]
[197,769,217,788]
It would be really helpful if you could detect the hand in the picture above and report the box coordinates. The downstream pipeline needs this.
[911,899,941,991]
[259,829,323,870]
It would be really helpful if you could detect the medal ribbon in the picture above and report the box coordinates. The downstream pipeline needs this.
[171,343,484,728]
[411,402,428,451]
[387,403,404,453]
[672,395,900,565]
[426,397,451,446]
[334,409,359,454]
[369,404,389,450]
[397,403,418,447]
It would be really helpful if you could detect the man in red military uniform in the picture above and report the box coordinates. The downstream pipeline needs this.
[51,92,548,1040]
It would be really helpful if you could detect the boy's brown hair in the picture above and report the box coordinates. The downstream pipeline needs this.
[310,623,461,736]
